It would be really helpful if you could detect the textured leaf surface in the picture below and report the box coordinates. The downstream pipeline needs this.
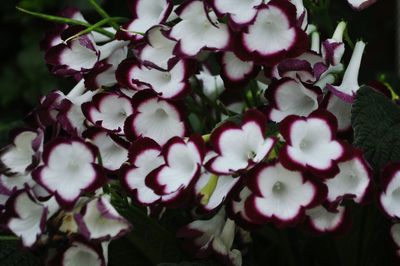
[351,86,400,174]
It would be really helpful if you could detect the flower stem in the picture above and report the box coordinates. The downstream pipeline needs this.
[16,6,116,38]
[64,17,125,43]
[0,235,18,241]
[88,0,119,30]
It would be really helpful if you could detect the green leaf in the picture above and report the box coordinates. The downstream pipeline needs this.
[351,86,400,174]
[0,240,40,266]
[109,188,185,265]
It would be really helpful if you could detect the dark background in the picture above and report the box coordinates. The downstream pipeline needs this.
[0,0,399,265]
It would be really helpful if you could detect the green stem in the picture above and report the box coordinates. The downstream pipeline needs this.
[16,6,115,38]
[65,17,125,42]
[88,0,119,30]
[0,235,18,241]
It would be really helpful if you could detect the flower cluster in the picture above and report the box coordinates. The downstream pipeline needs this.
[0,0,392,265]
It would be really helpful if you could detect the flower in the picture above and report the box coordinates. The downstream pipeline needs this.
[347,0,377,11]
[124,91,186,145]
[121,137,164,205]
[169,0,231,57]
[279,110,345,177]
[177,209,242,266]
[82,92,134,133]
[206,110,276,175]
[246,162,320,226]
[75,195,131,241]
[265,77,321,122]
[326,41,366,103]
[237,0,307,65]
[305,205,348,234]
[33,138,104,209]
[379,163,400,219]
[324,148,372,206]
[147,135,205,204]
[0,129,43,176]
[5,190,48,247]
[119,0,173,40]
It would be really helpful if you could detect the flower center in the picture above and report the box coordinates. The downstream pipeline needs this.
[247,151,257,160]
[68,160,80,172]
[154,108,168,118]
[272,181,285,194]
[300,139,309,150]
[163,72,171,81]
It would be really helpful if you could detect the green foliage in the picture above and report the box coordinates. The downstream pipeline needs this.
[351,86,400,174]
[0,240,40,266]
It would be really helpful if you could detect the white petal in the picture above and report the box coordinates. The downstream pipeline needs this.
[380,173,400,218]
[254,163,315,220]
[222,52,255,81]
[131,61,186,99]
[214,0,262,24]
[80,196,130,240]
[170,1,230,56]
[270,80,319,122]
[325,157,370,203]
[62,242,103,266]
[140,26,176,69]
[134,99,185,145]
[1,131,38,174]
[243,5,296,56]
[8,192,46,247]
[306,205,345,232]
[125,149,164,204]
[60,40,98,70]
[91,133,128,171]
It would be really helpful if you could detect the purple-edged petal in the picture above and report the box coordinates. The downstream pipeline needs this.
[169,0,231,57]
[265,78,320,122]
[207,109,276,175]
[124,92,186,145]
[129,60,191,99]
[306,205,347,234]
[121,137,164,205]
[324,93,352,133]
[279,111,344,177]
[379,163,400,219]
[82,92,133,133]
[238,1,307,65]
[227,186,259,227]
[148,136,204,195]
[84,43,128,90]
[246,162,318,226]
[347,0,377,10]
[326,41,366,103]
[325,149,372,205]
[120,0,173,40]
[211,0,262,27]
[0,129,43,175]
[139,25,177,70]
[6,190,47,247]
[220,52,259,88]
[84,129,128,172]
[45,31,99,76]
[61,241,105,266]
[32,138,104,209]
[75,195,131,241]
